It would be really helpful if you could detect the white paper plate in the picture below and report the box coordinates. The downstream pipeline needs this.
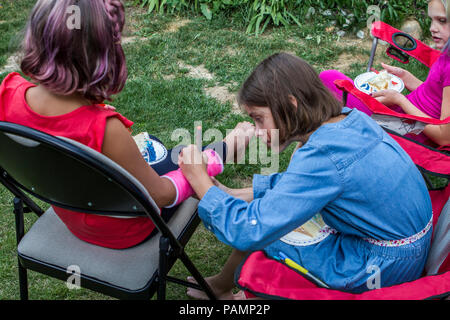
[354,72,404,94]
[280,213,334,247]
[134,132,168,165]
[146,139,168,165]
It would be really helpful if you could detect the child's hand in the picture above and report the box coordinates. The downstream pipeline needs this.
[178,145,208,182]
[380,63,406,80]
[179,145,215,199]
[371,89,404,107]
[211,177,232,194]
[381,63,422,92]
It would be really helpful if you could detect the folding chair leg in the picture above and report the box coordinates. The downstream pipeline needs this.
[157,236,217,300]
[179,251,217,300]
[367,37,379,72]
[157,236,170,300]
[17,260,28,300]
[13,198,28,300]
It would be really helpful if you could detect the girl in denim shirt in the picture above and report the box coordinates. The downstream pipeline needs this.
[179,53,432,299]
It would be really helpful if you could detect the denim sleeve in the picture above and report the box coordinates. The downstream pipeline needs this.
[252,172,284,199]
[198,145,343,251]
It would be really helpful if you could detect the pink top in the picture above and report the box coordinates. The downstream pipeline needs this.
[407,53,450,119]
[0,72,156,249]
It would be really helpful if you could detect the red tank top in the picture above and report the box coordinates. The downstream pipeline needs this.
[0,73,155,249]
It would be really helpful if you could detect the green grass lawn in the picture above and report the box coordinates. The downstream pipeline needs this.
[0,1,439,300]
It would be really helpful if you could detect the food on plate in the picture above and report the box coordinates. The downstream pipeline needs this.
[367,70,392,91]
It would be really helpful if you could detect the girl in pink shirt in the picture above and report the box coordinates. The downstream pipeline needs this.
[320,0,450,146]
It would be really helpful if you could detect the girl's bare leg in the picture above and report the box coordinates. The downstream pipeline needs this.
[186,123,255,299]
[187,249,248,300]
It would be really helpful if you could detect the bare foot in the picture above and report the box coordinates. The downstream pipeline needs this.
[186,276,247,300]
[223,121,255,164]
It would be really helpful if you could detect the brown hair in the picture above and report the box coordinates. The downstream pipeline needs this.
[238,53,342,145]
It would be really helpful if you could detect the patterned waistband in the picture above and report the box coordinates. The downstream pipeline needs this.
[282,216,433,248]
[362,216,433,247]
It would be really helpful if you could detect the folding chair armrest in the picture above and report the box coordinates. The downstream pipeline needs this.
[334,79,450,126]
[334,79,450,170]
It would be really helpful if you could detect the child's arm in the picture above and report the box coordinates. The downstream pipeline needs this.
[177,145,214,199]
[421,86,450,145]
[102,117,177,208]
[161,149,224,207]
[179,144,342,252]
[372,89,433,118]
[373,87,450,145]
[211,177,253,202]
[394,87,450,145]
[178,145,254,202]
[381,63,423,92]
[229,188,253,202]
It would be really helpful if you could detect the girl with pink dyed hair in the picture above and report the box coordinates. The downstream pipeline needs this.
[0,0,254,249]
[320,0,450,147]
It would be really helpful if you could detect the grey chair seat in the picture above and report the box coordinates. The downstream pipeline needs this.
[18,198,199,292]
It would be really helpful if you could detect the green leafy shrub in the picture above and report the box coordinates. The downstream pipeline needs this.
[243,0,302,35]
[134,0,430,37]
[303,0,430,37]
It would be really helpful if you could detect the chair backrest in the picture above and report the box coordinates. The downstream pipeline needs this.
[370,21,441,68]
[0,121,160,218]
[426,198,450,275]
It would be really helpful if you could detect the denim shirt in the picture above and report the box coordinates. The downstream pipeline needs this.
[198,108,432,253]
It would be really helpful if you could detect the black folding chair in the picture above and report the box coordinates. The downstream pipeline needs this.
[0,121,216,300]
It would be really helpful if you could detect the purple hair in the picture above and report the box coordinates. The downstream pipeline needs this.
[20,0,127,103]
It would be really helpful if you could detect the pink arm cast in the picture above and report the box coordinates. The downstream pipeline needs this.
[161,149,224,208]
